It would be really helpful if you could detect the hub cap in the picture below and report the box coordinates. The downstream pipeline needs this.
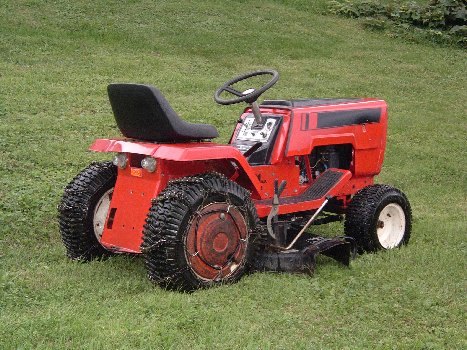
[93,188,113,242]
[376,203,406,249]
[185,203,248,281]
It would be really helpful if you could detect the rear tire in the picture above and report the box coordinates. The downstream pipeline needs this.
[58,161,117,261]
[344,184,412,253]
[141,173,258,291]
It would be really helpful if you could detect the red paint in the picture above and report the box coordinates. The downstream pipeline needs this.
[91,99,388,253]
[99,160,166,253]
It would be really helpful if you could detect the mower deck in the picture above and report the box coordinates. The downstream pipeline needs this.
[254,236,356,274]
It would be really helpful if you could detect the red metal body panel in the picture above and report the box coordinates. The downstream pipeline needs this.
[100,166,164,253]
[91,99,388,253]
[90,140,264,197]
[284,99,388,176]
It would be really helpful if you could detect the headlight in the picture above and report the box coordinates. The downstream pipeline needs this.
[141,156,157,172]
[112,153,128,169]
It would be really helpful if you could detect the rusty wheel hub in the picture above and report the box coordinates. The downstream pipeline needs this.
[185,203,248,281]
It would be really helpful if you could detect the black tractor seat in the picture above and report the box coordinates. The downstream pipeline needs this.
[108,83,219,142]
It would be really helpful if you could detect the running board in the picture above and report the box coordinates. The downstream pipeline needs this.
[255,169,352,217]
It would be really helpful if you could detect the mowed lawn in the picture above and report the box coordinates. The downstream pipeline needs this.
[0,0,466,349]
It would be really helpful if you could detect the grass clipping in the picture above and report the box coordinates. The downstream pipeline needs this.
[328,0,467,47]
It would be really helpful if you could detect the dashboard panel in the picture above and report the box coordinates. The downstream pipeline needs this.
[231,114,282,164]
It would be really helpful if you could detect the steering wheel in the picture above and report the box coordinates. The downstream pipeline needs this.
[214,69,279,105]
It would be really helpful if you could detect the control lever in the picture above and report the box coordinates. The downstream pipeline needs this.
[267,179,287,239]
[243,142,262,158]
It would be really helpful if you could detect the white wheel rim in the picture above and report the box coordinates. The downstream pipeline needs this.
[93,188,113,242]
[376,203,406,249]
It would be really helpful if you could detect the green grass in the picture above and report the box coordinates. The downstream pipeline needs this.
[1,0,466,348]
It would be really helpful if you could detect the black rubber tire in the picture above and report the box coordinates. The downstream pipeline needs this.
[344,184,412,253]
[141,173,259,292]
[58,161,117,261]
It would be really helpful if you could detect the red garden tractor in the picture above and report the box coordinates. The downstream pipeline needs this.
[58,70,412,291]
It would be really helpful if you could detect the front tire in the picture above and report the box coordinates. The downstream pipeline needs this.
[344,184,412,253]
[141,173,258,291]
[58,161,117,261]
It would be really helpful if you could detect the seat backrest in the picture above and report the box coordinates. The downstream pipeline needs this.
[107,84,218,142]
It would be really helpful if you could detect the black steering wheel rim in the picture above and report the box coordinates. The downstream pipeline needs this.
[214,69,279,105]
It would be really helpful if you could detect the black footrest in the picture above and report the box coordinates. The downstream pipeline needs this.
[256,170,344,206]
[296,170,343,202]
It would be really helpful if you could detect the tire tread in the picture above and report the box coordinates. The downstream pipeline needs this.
[58,161,117,261]
[344,184,412,252]
[141,172,258,291]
